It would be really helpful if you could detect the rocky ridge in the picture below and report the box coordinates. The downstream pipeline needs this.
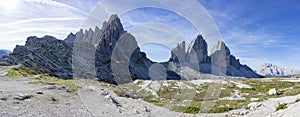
[0,14,261,84]
[257,63,300,77]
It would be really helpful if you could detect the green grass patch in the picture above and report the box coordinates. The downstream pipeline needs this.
[51,97,60,102]
[143,97,165,107]
[209,100,250,113]
[6,66,36,77]
[5,66,80,93]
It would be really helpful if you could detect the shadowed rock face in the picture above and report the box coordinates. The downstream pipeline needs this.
[186,35,209,64]
[0,36,73,78]
[0,15,180,84]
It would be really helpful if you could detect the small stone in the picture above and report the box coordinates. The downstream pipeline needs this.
[250,98,260,102]
[240,110,249,115]
[268,88,278,95]
[36,91,43,95]
[43,85,57,90]
[13,101,20,104]
[105,95,111,99]
[145,106,151,112]
[247,102,262,111]
[13,94,33,100]
[132,95,139,99]
[136,110,140,114]
[101,91,109,96]
[0,96,8,101]
[57,86,67,90]
[14,106,20,110]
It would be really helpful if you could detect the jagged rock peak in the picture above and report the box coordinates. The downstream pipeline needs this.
[186,35,209,64]
[210,40,230,55]
[64,32,76,42]
[170,41,186,63]
[101,14,124,33]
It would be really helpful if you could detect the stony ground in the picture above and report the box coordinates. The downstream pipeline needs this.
[1,67,300,117]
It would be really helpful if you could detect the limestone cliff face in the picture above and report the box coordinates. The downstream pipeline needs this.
[186,35,209,64]
[0,15,180,83]
[0,14,261,83]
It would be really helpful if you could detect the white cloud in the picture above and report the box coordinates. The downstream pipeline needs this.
[0,17,84,27]
[0,0,88,50]
[25,0,88,15]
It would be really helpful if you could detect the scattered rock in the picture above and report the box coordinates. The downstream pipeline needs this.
[250,98,260,102]
[132,95,139,99]
[0,71,7,76]
[239,110,249,115]
[145,106,151,112]
[101,91,109,96]
[12,101,20,104]
[43,85,57,90]
[105,94,111,99]
[14,106,20,110]
[268,88,279,95]
[247,102,262,111]
[57,86,67,90]
[111,97,121,107]
[36,91,43,95]
[136,110,140,114]
[0,96,8,101]
[13,94,33,100]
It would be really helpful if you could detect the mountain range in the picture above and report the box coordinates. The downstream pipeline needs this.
[0,49,10,59]
[0,15,261,84]
[256,63,300,77]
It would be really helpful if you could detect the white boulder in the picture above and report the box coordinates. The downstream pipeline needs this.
[268,88,278,95]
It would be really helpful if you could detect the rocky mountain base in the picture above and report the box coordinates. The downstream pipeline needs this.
[1,66,300,117]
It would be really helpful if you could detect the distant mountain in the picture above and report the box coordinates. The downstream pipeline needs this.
[256,63,300,77]
[0,49,10,59]
[169,35,262,78]
[0,14,261,84]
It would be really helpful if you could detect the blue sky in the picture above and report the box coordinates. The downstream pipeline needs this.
[0,0,299,70]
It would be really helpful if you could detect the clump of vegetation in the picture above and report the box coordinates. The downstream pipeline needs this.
[6,66,36,77]
[143,97,165,107]
[51,97,60,102]
[29,75,80,93]
[183,105,200,114]
[113,89,128,97]
[276,103,287,111]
